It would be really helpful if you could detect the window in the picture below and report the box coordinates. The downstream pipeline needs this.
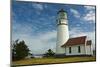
[69,47,71,53]
[78,46,81,53]
[57,19,61,24]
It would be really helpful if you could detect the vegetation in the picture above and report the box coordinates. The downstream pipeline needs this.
[12,39,30,61]
[44,49,55,57]
[93,50,96,56]
[12,56,96,66]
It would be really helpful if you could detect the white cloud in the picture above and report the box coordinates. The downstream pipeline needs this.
[31,3,44,15]
[70,9,80,18]
[12,30,57,54]
[82,6,96,23]
[84,6,95,11]
[70,6,95,23]
[12,22,34,35]
[83,10,95,23]
[32,3,43,10]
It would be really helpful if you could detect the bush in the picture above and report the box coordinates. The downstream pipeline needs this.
[44,49,55,57]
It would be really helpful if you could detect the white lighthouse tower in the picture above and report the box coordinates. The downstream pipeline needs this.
[56,9,69,54]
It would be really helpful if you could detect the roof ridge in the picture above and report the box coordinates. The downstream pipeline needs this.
[69,36,87,39]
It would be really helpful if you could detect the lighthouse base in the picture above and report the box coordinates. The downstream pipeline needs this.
[54,54,66,58]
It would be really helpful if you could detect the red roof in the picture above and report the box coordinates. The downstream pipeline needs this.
[61,36,87,47]
[86,40,92,45]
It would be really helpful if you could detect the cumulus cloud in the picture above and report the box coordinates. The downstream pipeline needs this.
[27,30,57,54]
[12,19,55,54]
[12,29,57,54]
[84,6,95,11]
[70,8,80,18]
[12,20,34,36]
[31,3,44,15]
[32,3,43,10]
[82,6,96,23]
[81,6,96,23]
[83,11,95,23]
[70,6,95,23]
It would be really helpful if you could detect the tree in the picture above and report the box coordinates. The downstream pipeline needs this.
[12,40,30,61]
[93,49,96,56]
[44,49,55,57]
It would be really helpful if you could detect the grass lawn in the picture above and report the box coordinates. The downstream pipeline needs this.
[12,56,96,66]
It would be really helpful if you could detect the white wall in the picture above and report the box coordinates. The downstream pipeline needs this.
[56,25,69,54]
[65,45,86,55]
[86,45,92,55]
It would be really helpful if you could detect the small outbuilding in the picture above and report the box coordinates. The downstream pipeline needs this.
[61,36,92,56]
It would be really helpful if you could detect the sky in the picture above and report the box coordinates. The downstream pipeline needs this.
[12,1,96,54]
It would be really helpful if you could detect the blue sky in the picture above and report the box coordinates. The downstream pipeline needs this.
[12,1,96,54]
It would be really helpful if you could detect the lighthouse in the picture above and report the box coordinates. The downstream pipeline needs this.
[56,9,69,54]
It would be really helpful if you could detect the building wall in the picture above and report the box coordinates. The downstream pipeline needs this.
[86,45,92,55]
[56,25,69,54]
[65,45,86,55]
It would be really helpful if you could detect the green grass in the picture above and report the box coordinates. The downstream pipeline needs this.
[12,56,96,66]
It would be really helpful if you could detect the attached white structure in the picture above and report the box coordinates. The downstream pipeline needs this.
[61,36,92,55]
[56,9,92,56]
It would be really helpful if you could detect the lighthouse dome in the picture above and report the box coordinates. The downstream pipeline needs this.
[57,9,67,20]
